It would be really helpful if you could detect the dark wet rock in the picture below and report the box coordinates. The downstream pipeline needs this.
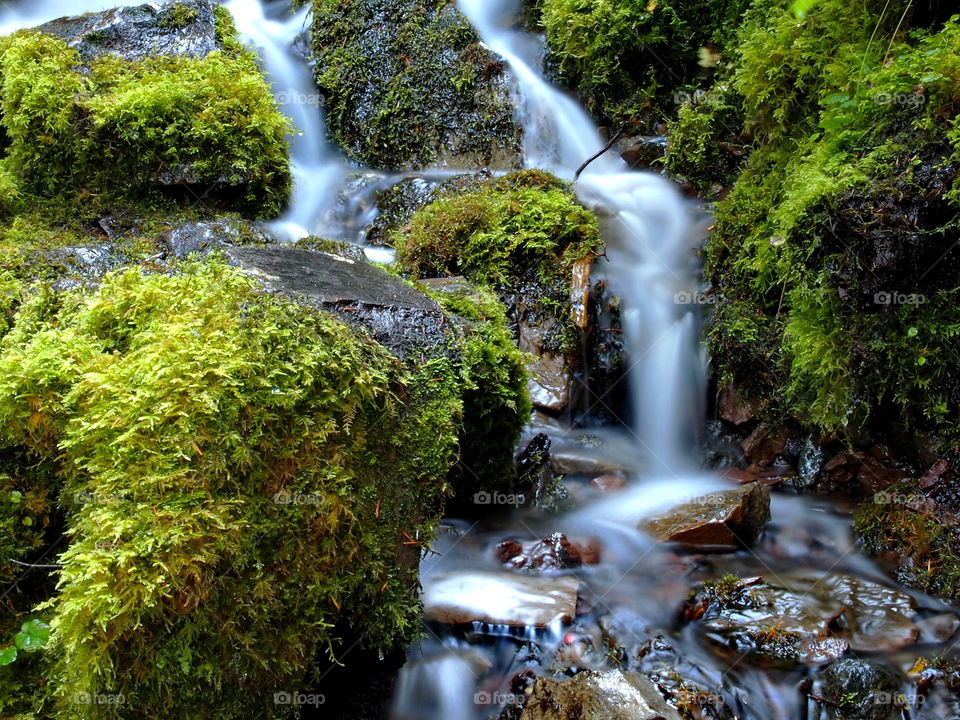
[619,136,668,169]
[821,450,864,491]
[496,533,600,571]
[226,245,449,360]
[916,613,960,643]
[423,571,580,627]
[686,573,918,667]
[520,317,571,414]
[643,482,771,548]
[515,433,554,507]
[702,419,749,470]
[46,245,125,291]
[718,382,764,426]
[740,424,792,466]
[579,278,627,425]
[36,0,220,68]
[815,658,901,720]
[919,459,953,490]
[159,219,266,259]
[309,0,522,170]
[504,670,683,720]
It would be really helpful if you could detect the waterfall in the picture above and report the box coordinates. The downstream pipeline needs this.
[459,0,704,476]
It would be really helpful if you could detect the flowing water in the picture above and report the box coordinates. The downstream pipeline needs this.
[0,1,957,718]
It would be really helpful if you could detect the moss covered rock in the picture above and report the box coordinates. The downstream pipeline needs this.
[0,250,527,718]
[529,0,754,126]
[0,2,291,216]
[393,170,602,413]
[667,0,960,455]
[305,0,521,169]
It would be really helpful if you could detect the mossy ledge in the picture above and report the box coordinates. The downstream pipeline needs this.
[394,170,603,360]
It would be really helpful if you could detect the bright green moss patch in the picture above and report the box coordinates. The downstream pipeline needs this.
[307,0,519,169]
[394,170,601,354]
[691,1,960,449]
[0,255,529,717]
[0,27,290,216]
[426,282,531,493]
[0,260,439,717]
[533,0,754,124]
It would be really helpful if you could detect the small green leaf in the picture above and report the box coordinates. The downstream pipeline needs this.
[791,0,819,18]
[8,491,21,504]
[907,326,919,338]
[921,72,944,83]
[917,356,927,366]
[14,620,50,652]
[0,647,16,666]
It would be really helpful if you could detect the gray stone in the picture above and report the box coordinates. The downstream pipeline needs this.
[36,0,220,68]
[225,245,449,360]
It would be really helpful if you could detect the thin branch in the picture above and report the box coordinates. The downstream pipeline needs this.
[575,124,628,180]
[10,559,63,570]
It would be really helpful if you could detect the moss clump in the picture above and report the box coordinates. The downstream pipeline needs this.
[855,482,960,601]
[306,0,519,169]
[0,252,529,717]
[394,170,602,355]
[0,26,290,216]
[532,0,755,124]
[688,1,960,450]
[0,258,482,717]
[425,282,531,494]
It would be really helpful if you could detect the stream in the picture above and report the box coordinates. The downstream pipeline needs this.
[0,0,958,718]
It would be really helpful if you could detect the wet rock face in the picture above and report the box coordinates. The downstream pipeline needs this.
[496,533,601,570]
[816,658,901,720]
[643,482,771,548]
[309,0,522,170]
[685,573,919,668]
[226,245,451,360]
[36,0,220,67]
[508,670,683,720]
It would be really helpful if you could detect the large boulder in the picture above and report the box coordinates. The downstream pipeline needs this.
[307,0,522,170]
[0,1,290,215]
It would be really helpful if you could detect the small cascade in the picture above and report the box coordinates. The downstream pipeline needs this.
[224,0,351,241]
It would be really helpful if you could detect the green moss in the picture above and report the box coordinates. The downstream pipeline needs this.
[159,2,200,30]
[307,0,518,168]
[425,283,531,494]
[394,170,601,355]
[698,2,960,448]
[0,28,291,217]
[534,0,755,124]
[0,260,429,717]
[855,482,960,601]
[0,252,529,717]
